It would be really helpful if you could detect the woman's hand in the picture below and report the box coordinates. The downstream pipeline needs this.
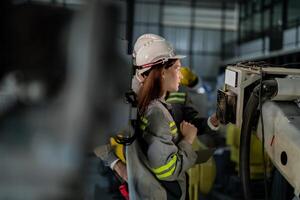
[180,121,197,145]
[113,160,128,182]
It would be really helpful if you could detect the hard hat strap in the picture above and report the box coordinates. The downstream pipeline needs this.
[140,57,169,68]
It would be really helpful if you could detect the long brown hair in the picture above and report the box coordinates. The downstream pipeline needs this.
[137,59,176,115]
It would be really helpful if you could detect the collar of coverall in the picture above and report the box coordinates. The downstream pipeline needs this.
[158,96,172,110]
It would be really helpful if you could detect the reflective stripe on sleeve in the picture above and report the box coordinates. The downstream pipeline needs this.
[140,116,148,130]
[168,92,186,97]
[166,92,186,104]
[151,154,177,179]
[166,97,185,104]
[169,121,177,135]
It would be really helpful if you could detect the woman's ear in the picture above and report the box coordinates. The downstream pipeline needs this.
[161,69,166,79]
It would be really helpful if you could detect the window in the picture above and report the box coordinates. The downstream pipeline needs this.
[264,0,271,7]
[253,12,261,33]
[272,3,282,28]
[253,0,261,12]
[288,0,300,27]
[263,9,270,31]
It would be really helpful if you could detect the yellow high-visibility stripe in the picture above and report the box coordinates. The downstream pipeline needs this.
[157,165,176,179]
[169,121,177,135]
[140,117,148,124]
[170,128,177,135]
[166,97,185,103]
[169,121,176,128]
[140,124,146,131]
[169,92,186,97]
[152,155,177,174]
[140,121,147,126]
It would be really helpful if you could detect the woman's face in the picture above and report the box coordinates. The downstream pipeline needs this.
[162,60,182,93]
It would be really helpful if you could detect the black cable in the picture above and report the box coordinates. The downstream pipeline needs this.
[264,62,300,67]
[237,61,300,68]
[240,87,259,200]
[259,66,269,200]
[240,72,278,200]
[281,62,300,67]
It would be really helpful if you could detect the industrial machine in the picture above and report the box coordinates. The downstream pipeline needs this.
[217,62,300,200]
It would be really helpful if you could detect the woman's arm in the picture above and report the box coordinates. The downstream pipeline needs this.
[143,107,197,181]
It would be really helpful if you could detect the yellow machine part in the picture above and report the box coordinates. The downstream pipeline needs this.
[110,137,126,163]
[226,124,273,179]
[188,139,216,200]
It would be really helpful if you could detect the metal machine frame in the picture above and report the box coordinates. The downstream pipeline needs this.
[217,63,300,199]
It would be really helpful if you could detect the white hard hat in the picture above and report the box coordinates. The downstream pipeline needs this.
[133,33,185,73]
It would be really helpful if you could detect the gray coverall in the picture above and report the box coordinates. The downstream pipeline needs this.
[127,99,197,200]
[95,91,217,199]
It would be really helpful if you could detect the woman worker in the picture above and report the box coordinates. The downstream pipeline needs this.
[129,33,198,200]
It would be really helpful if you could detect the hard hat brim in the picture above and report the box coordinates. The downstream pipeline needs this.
[171,55,186,59]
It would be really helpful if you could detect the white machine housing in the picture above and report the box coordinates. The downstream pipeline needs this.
[222,65,300,197]
[224,66,300,128]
